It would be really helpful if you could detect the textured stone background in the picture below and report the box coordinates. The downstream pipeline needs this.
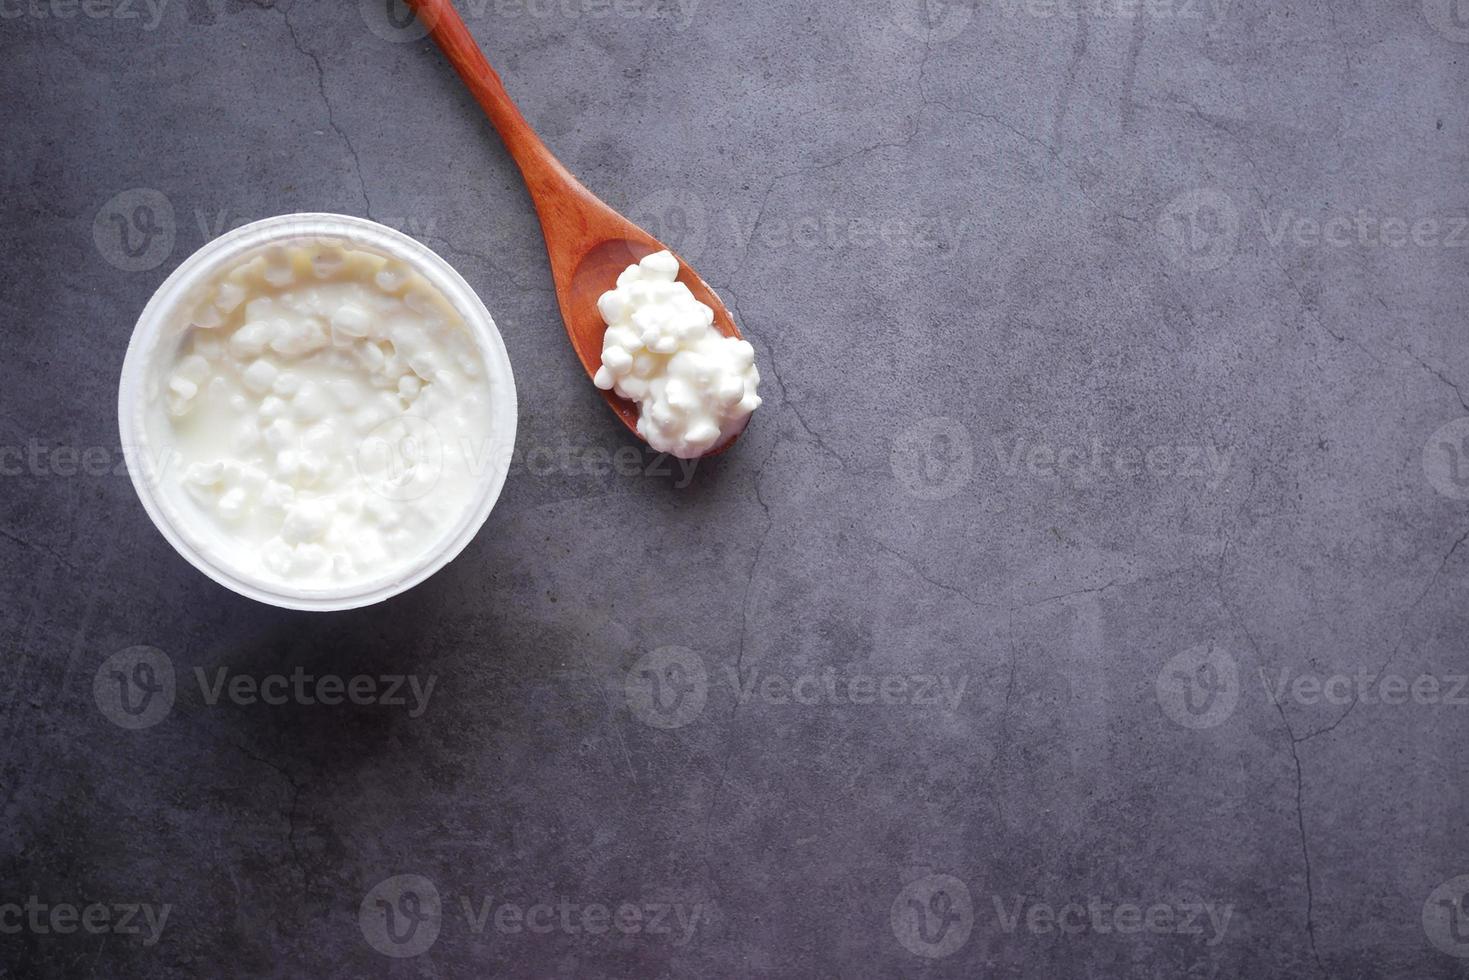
[3,0,1469,975]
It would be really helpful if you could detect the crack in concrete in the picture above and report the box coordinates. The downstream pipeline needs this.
[730,114,924,285]
[1018,576,1123,608]
[993,607,1020,820]
[716,21,1106,474]
[911,18,1062,159]
[1278,708,1325,978]
[874,539,1136,618]
[1119,11,1146,130]
[923,94,1059,156]
[276,1,374,219]
[577,649,638,784]
[702,434,780,828]
[1050,4,1090,154]
[727,21,955,287]
[1401,346,1469,413]
[1276,256,1382,366]
[1148,91,1387,373]
[219,735,312,901]
[0,525,83,576]
[1216,525,1469,975]
[1214,537,1326,977]
[424,233,557,294]
[748,316,847,467]
[720,28,1067,471]
[1157,92,1274,201]
[874,541,1000,612]
[912,22,1056,157]
[1295,526,1469,743]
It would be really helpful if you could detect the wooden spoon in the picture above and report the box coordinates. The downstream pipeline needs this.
[404,0,747,448]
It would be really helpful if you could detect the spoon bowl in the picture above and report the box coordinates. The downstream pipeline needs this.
[565,238,744,436]
[406,0,747,451]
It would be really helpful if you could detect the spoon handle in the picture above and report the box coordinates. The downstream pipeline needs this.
[403,0,575,195]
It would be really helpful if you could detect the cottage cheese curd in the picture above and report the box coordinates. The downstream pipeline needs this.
[593,250,760,458]
[156,240,494,589]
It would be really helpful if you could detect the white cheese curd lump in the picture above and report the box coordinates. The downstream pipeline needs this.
[157,240,493,589]
[592,250,760,458]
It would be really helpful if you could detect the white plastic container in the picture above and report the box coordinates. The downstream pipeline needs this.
[118,214,517,611]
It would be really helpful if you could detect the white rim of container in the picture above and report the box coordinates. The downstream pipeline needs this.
[117,213,518,611]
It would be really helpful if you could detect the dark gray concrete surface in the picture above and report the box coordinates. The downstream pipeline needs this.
[3,0,1469,975]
